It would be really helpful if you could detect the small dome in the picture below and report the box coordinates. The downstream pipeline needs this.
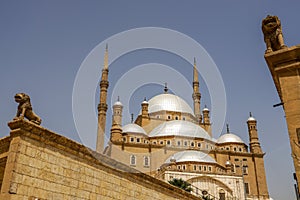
[122,123,147,135]
[203,107,209,112]
[217,133,244,144]
[142,100,148,104]
[247,116,256,121]
[113,101,123,106]
[149,120,211,140]
[165,150,216,164]
[146,93,194,115]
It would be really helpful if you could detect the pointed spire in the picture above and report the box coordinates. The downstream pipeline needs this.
[164,82,168,93]
[226,124,230,133]
[103,44,108,70]
[249,112,252,117]
[117,96,120,102]
[193,57,199,83]
[131,113,134,123]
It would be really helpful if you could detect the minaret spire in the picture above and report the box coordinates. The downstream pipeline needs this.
[226,123,230,133]
[96,45,110,153]
[164,83,168,93]
[192,58,201,122]
[103,44,108,70]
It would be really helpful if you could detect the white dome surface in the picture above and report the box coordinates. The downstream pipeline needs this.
[113,101,123,106]
[217,133,244,144]
[247,116,256,121]
[149,120,211,139]
[147,93,194,115]
[165,150,216,164]
[122,123,147,135]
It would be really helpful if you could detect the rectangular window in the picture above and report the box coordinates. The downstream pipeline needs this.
[208,166,212,171]
[177,141,181,146]
[130,137,134,142]
[130,155,136,166]
[184,141,188,146]
[136,138,140,143]
[244,183,250,194]
[182,165,186,170]
[144,156,150,167]
[234,158,239,161]
[199,166,202,171]
[167,140,171,145]
[242,166,248,175]
[231,164,236,173]
[177,165,181,170]
[160,141,164,145]
[204,166,207,171]
[194,165,197,171]
[191,142,194,147]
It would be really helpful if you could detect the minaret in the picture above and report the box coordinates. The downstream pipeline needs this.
[110,97,123,143]
[247,112,262,154]
[192,58,201,122]
[96,44,109,153]
[140,98,150,127]
[112,96,123,126]
[246,112,269,198]
[202,106,211,136]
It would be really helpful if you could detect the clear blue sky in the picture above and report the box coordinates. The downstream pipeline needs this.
[1,1,299,199]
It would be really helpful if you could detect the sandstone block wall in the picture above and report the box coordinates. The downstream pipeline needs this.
[0,120,199,200]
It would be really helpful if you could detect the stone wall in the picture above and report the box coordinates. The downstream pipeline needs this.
[0,119,200,200]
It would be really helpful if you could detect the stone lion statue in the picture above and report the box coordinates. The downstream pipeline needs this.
[13,93,42,125]
[262,15,287,53]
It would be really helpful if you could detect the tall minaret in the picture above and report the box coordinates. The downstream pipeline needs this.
[96,44,109,153]
[192,58,201,122]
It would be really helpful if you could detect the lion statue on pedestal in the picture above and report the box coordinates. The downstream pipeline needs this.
[13,93,42,125]
[262,15,287,53]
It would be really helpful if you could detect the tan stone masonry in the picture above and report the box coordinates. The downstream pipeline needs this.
[0,119,200,200]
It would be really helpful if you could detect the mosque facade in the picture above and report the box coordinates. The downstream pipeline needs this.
[96,46,270,200]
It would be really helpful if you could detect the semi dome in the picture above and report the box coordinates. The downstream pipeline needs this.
[146,93,194,115]
[165,150,216,164]
[122,123,147,135]
[149,120,211,140]
[217,133,244,144]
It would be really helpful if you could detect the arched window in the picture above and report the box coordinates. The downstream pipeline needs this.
[130,155,136,166]
[219,189,225,200]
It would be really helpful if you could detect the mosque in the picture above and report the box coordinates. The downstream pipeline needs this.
[96,46,270,200]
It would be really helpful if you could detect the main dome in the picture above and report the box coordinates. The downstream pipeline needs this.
[165,150,216,164]
[149,120,211,139]
[147,93,194,115]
